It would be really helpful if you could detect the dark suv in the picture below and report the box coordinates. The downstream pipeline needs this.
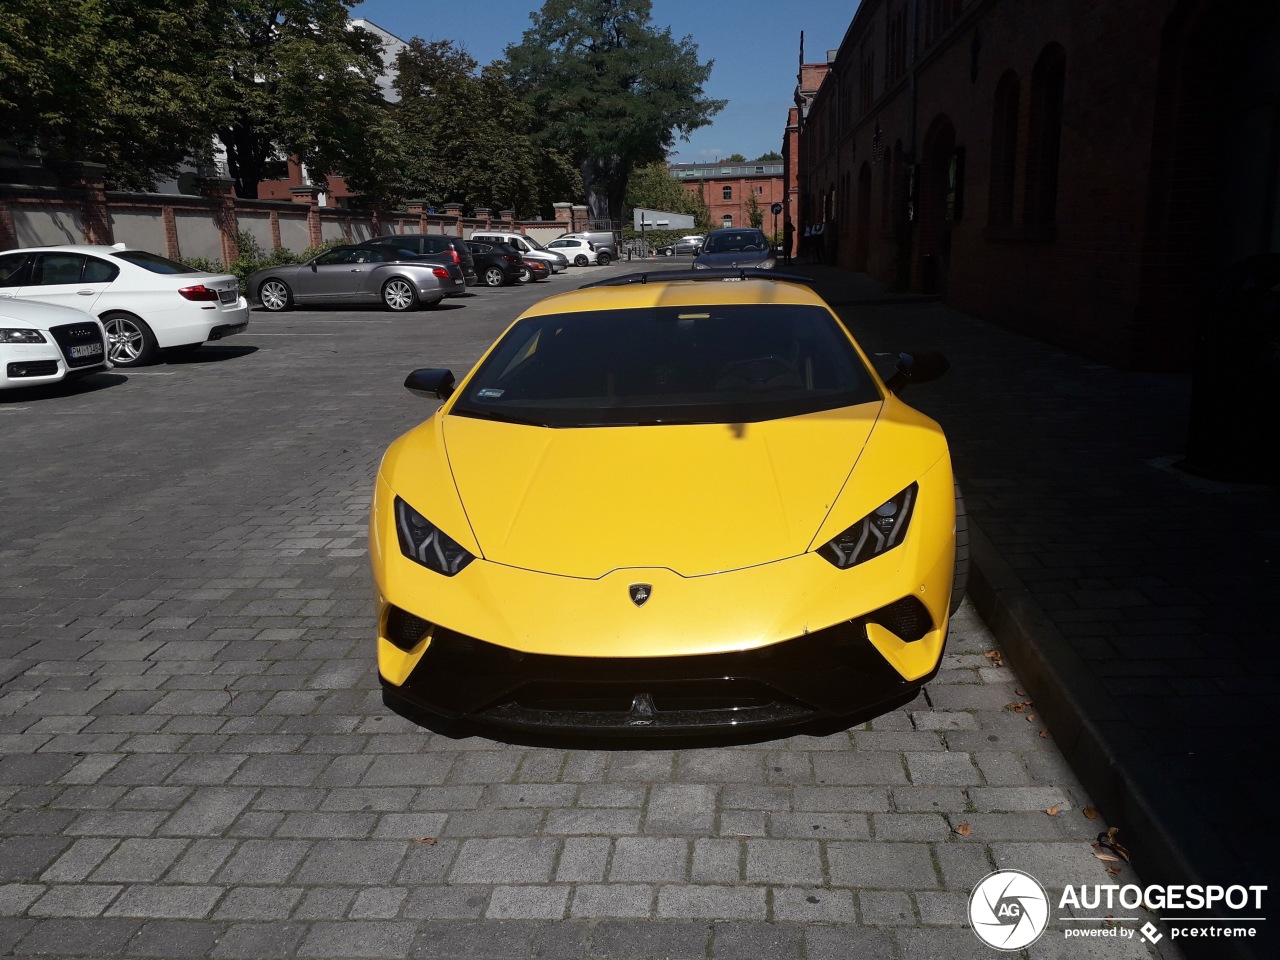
[359,235,477,287]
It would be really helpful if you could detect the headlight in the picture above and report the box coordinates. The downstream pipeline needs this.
[394,497,475,576]
[817,483,918,569]
[0,329,47,343]
[758,258,777,270]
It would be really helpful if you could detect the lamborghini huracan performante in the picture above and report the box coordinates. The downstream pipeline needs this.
[370,270,962,740]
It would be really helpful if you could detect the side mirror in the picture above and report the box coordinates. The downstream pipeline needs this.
[885,351,949,396]
[404,368,456,400]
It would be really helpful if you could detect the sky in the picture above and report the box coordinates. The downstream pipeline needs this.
[349,0,860,164]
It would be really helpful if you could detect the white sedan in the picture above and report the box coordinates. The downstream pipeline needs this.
[0,298,110,390]
[544,237,605,266]
[0,244,249,367]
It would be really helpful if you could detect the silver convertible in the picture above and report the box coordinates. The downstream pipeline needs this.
[248,245,465,312]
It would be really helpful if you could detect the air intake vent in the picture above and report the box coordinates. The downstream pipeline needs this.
[866,596,933,643]
[384,605,432,652]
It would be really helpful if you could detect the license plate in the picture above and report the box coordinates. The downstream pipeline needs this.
[219,289,238,304]
[69,343,103,359]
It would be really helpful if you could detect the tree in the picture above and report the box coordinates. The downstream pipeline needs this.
[625,161,703,217]
[753,150,782,162]
[1,0,222,188]
[506,0,725,223]
[206,0,399,198]
[744,188,763,229]
[723,153,747,163]
[391,41,579,217]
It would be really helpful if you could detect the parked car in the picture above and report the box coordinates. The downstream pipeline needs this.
[465,241,524,287]
[1,298,110,389]
[248,245,462,312]
[555,231,617,264]
[520,256,550,283]
[0,244,248,367]
[469,232,568,273]
[360,234,478,287]
[655,238,703,257]
[544,237,605,266]
[371,269,959,740]
[693,228,776,271]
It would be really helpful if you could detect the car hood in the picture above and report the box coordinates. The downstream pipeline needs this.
[0,297,97,329]
[695,250,772,269]
[440,405,881,578]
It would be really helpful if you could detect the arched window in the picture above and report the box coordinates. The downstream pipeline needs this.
[988,70,1020,225]
[1025,44,1066,225]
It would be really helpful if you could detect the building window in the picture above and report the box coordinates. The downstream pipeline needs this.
[755,185,764,195]
[722,215,733,228]
[1025,44,1065,225]
[885,4,908,85]
[988,70,1020,225]
[860,46,874,112]
[723,185,733,201]
[923,0,963,47]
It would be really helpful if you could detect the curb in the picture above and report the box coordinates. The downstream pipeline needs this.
[967,520,1259,960]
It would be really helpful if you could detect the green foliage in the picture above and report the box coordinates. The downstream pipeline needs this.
[744,190,763,229]
[208,1,401,199]
[390,41,579,218]
[506,0,725,222]
[625,161,711,232]
[723,153,747,163]
[0,0,222,188]
[754,150,782,162]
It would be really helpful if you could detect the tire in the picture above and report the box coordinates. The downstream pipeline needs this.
[574,254,589,267]
[950,482,970,615]
[662,249,674,257]
[482,266,506,287]
[596,251,612,266]
[516,265,533,284]
[258,278,291,312]
[101,312,158,367]
[382,277,418,312]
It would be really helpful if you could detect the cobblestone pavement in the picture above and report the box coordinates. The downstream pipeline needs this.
[0,263,1181,958]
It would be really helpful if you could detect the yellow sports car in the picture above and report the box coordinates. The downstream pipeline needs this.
[370,270,962,739]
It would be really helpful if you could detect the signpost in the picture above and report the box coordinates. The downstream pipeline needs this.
[771,202,783,251]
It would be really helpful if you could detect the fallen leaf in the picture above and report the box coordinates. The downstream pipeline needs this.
[1015,689,1026,696]
[1083,806,1099,820]
[1106,866,1123,875]
[413,837,438,845]
[1005,700,1033,713]
[1092,846,1121,862]
[984,650,1004,666]
[1026,714,1036,722]
[954,822,972,837]
[1045,804,1062,817]
[1039,730,1049,738]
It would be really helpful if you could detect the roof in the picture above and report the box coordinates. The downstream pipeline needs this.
[523,273,824,317]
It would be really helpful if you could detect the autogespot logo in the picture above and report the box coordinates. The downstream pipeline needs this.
[969,869,1051,950]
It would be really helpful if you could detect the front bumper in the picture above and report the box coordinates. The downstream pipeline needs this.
[380,611,940,739]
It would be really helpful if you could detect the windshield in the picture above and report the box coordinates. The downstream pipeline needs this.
[111,250,201,275]
[703,231,768,255]
[523,236,549,251]
[450,303,881,428]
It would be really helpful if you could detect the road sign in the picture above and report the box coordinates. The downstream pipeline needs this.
[771,202,783,215]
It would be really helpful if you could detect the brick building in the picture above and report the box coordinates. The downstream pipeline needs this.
[669,162,786,233]
[792,0,1280,371]
[781,41,833,259]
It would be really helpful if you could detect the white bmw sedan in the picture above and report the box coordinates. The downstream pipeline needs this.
[0,244,249,367]
[0,298,110,390]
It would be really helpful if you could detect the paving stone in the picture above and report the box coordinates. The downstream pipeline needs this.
[211,921,309,959]
[349,886,409,920]
[449,837,559,884]
[860,888,917,925]
[486,884,570,919]
[744,839,823,884]
[105,884,223,919]
[804,926,897,960]
[410,919,539,958]
[827,841,940,889]
[216,840,312,884]
[767,812,870,839]
[401,886,489,919]
[126,919,225,957]
[0,836,71,881]
[657,885,767,920]
[295,840,407,885]
[213,885,302,920]
[0,883,44,915]
[91,838,189,882]
[609,837,688,882]
[15,917,141,956]
[26,885,122,921]
[588,919,710,959]
[690,838,740,884]
[39,837,118,882]
[545,808,642,835]
[569,884,654,919]
[555,836,612,883]
[297,920,418,957]
[711,921,804,960]
[157,787,256,836]
[644,784,717,835]
[770,886,858,922]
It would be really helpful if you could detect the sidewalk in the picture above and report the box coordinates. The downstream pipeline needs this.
[799,261,1279,960]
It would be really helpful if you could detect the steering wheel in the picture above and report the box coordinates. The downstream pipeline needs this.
[715,355,804,391]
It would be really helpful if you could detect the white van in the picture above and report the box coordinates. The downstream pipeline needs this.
[468,232,568,272]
